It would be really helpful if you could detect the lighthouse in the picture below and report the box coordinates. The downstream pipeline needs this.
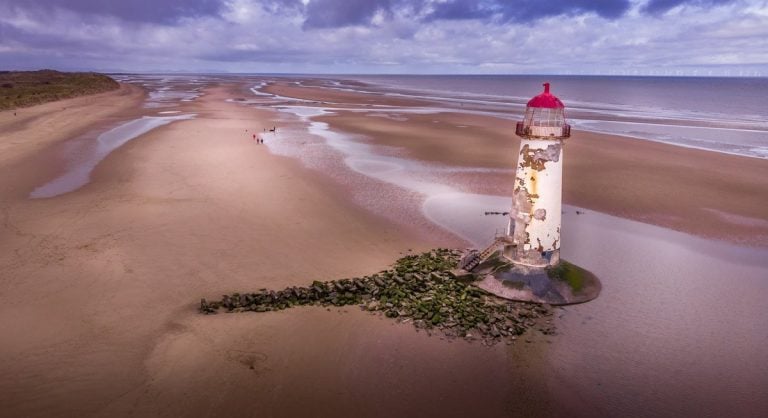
[469,82,598,304]
[503,83,571,268]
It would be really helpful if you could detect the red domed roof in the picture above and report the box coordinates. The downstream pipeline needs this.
[527,83,564,109]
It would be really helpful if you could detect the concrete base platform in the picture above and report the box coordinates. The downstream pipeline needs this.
[473,251,601,305]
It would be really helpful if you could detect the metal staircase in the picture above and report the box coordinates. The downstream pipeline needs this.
[459,236,507,272]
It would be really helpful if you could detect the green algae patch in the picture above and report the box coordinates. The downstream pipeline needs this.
[547,261,587,292]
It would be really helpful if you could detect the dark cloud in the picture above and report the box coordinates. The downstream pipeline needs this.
[303,0,392,29]
[0,0,740,31]
[299,0,633,29]
[426,0,631,23]
[298,0,734,27]
[258,0,307,14]
[4,0,725,32]
[2,0,224,24]
[510,0,631,21]
[426,0,493,21]
[643,0,736,14]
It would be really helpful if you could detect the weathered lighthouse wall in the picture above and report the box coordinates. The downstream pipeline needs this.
[507,138,564,267]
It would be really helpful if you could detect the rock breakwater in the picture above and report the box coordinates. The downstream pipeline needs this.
[200,249,555,345]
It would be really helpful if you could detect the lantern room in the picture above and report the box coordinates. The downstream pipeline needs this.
[515,82,571,139]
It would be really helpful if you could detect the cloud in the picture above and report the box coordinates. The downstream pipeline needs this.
[298,0,634,29]
[642,0,737,14]
[0,0,765,75]
[425,0,632,23]
[303,0,391,28]
[1,0,224,24]
[0,0,744,30]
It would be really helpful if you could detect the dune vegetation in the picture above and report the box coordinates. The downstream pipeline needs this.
[0,69,119,110]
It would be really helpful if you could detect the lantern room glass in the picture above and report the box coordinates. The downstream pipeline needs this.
[523,107,566,128]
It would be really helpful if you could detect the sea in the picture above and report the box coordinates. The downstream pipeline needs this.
[107,73,768,158]
[330,74,768,159]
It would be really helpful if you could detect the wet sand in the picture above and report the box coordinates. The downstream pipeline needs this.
[0,84,146,197]
[1,77,767,417]
[261,79,768,416]
[287,88,768,246]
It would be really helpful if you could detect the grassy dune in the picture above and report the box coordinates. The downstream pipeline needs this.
[0,69,119,110]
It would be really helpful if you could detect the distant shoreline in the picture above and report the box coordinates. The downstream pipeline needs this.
[0,69,119,111]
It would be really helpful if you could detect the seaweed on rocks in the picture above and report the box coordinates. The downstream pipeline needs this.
[199,248,555,345]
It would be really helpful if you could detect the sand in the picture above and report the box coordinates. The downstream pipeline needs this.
[0,84,144,162]
[1,78,766,417]
[0,85,557,417]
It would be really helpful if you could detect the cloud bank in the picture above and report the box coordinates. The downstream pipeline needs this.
[0,0,765,75]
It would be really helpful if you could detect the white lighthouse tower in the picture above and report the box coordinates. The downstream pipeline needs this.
[503,83,571,268]
[470,82,598,304]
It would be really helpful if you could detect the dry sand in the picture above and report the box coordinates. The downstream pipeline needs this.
[0,85,557,417]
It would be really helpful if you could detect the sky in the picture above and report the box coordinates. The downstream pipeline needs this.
[0,0,766,75]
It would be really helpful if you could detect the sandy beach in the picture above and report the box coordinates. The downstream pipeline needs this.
[1,82,542,417]
[1,77,767,417]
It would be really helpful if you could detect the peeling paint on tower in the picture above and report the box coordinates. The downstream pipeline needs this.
[519,143,562,171]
